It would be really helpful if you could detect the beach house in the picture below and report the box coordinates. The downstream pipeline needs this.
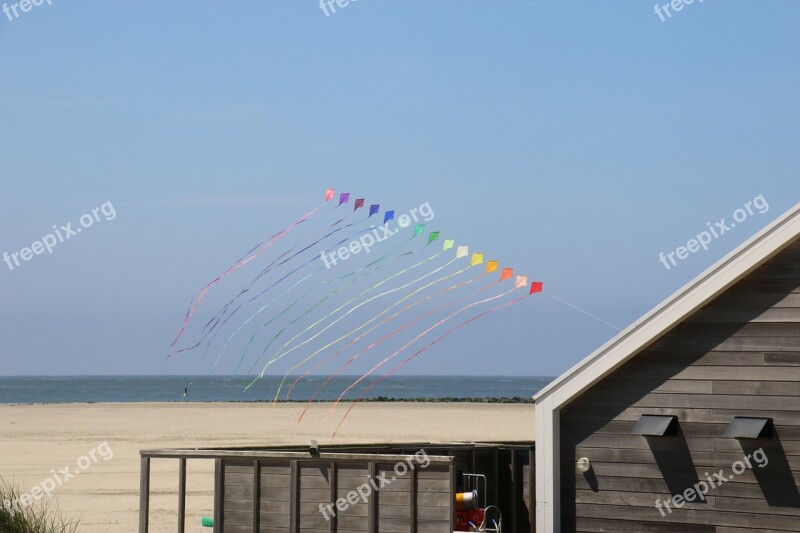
[534,202,800,532]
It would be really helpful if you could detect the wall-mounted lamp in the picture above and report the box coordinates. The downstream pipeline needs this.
[576,457,591,474]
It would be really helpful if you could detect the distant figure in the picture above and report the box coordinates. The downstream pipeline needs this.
[183,387,189,399]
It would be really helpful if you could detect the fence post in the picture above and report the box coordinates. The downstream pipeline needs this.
[178,458,187,533]
[139,456,150,533]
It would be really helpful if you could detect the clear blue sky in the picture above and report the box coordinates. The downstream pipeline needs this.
[1,1,798,377]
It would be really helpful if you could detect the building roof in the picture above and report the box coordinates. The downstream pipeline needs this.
[534,201,800,410]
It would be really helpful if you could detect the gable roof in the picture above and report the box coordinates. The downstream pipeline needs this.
[534,202,800,409]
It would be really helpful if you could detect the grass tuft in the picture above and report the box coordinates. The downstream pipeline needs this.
[0,478,79,533]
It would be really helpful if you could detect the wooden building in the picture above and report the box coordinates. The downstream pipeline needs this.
[534,202,800,532]
[139,441,535,532]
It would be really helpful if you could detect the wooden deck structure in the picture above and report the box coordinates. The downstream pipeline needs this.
[139,442,535,533]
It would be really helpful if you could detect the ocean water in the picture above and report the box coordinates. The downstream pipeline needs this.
[0,375,554,404]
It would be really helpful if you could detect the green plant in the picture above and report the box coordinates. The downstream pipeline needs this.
[0,478,79,533]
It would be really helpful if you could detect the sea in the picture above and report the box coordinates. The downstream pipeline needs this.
[0,375,554,404]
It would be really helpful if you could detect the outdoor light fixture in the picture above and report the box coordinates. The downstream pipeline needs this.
[576,457,591,474]
[309,439,320,455]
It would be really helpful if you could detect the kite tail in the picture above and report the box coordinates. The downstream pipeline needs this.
[328,285,519,416]
[330,283,541,438]
[247,244,454,391]
[170,190,333,353]
[286,261,510,402]
[197,207,369,345]
[205,209,387,364]
[261,249,469,397]
[242,234,433,388]
[228,217,423,376]
[294,270,496,421]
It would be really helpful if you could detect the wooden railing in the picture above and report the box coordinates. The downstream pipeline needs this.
[138,447,458,533]
[139,443,534,533]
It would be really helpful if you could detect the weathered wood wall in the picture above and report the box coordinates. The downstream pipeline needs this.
[218,456,453,533]
[560,238,800,532]
[214,443,534,532]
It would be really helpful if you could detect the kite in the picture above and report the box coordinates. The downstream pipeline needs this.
[168,187,543,424]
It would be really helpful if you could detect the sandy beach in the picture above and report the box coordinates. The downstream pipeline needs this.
[0,402,534,532]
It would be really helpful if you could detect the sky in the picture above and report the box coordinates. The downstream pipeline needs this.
[0,1,798,378]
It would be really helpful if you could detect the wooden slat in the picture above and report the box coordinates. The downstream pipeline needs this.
[253,460,261,533]
[528,448,535,532]
[575,503,800,529]
[214,459,223,533]
[329,461,336,533]
[141,449,453,464]
[410,462,417,533]
[178,457,186,533]
[509,449,517,533]
[139,456,150,533]
[290,460,298,533]
[449,462,456,532]
[368,462,377,533]
[570,516,715,532]
[713,380,800,395]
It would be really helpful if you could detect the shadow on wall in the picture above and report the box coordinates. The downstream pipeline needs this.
[740,433,800,507]
[646,427,706,502]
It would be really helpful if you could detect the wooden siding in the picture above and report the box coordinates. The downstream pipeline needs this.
[560,238,800,532]
[218,455,454,533]
[203,443,534,533]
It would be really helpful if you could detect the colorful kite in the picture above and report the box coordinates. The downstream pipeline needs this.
[169,187,543,428]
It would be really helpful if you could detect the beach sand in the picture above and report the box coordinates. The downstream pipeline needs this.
[0,402,534,532]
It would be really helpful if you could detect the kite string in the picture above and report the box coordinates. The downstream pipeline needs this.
[545,291,621,331]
